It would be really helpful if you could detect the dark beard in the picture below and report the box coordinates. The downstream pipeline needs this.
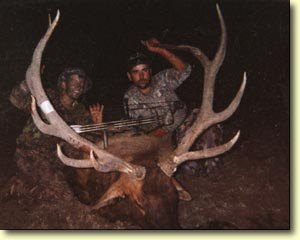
[135,79,151,89]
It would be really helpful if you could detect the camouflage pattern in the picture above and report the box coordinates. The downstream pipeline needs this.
[176,108,224,175]
[124,65,191,133]
[12,88,92,178]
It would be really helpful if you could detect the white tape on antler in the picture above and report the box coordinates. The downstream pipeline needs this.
[40,100,54,114]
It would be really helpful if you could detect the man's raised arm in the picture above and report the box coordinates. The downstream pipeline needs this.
[142,38,187,72]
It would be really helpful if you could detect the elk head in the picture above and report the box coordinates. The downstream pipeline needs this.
[26,5,246,228]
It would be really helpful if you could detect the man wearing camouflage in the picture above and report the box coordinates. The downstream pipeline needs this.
[124,38,191,136]
[124,39,223,176]
[9,67,103,199]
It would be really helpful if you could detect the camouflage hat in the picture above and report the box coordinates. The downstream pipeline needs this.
[127,52,151,71]
[57,67,92,93]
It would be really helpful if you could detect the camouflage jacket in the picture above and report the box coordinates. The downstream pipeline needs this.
[12,88,91,153]
[124,65,191,132]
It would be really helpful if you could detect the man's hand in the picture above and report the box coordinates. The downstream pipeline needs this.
[89,103,104,124]
[141,38,163,54]
[141,37,187,72]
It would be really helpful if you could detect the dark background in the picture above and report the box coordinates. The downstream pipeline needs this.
[0,0,290,229]
[0,0,289,187]
[0,0,290,168]
[0,0,289,113]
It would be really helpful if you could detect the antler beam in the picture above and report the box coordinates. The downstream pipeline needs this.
[26,10,145,180]
[158,4,247,176]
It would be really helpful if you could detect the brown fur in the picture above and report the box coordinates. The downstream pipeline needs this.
[67,131,179,228]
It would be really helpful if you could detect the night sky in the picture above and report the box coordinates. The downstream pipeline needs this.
[0,0,289,131]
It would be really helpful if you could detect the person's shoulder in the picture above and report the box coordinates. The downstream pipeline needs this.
[152,68,172,85]
[152,69,167,82]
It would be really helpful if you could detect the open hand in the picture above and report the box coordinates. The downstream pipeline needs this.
[89,103,104,124]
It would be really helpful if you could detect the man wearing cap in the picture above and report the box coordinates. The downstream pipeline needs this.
[124,38,191,137]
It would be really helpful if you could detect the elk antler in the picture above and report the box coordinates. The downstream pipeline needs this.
[158,4,247,176]
[26,10,145,180]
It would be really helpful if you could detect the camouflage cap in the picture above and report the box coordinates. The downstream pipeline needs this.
[127,52,151,71]
[57,67,92,93]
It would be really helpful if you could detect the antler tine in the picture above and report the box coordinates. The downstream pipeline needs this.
[26,10,60,102]
[48,13,51,26]
[217,72,247,122]
[174,131,240,165]
[213,3,227,70]
[56,144,93,168]
[26,11,146,180]
[158,4,246,177]
[158,131,241,177]
[174,4,230,156]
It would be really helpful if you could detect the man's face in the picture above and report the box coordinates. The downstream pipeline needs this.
[127,64,152,90]
[65,74,85,100]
